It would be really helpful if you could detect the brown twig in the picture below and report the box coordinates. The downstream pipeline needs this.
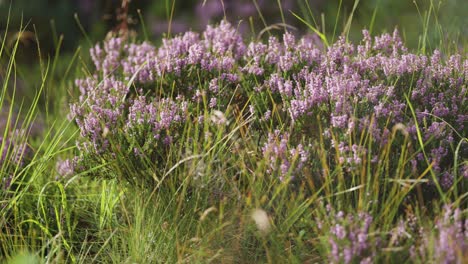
[114,0,130,35]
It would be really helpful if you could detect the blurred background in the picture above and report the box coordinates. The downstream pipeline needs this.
[1,0,467,57]
[0,0,467,107]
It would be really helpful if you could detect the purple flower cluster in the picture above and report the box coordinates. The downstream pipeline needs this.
[126,95,187,147]
[90,20,245,83]
[56,158,76,178]
[410,205,468,263]
[70,75,188,177]
[70,77,128,154]
[0,130,31,190]
[326,210,375,264]
[255,29,466,185]
[262,130,309,181]
[0,130,31,167]
[70,20,467,186]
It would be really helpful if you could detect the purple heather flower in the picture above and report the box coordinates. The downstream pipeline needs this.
[56,158,75,177]
[262,130,309,181]
[209,97,217,108]
[0,131,31,168]
[262,110,271,121]
[326,211,374,264]
[69,20,467,189]
[412,205,468,263]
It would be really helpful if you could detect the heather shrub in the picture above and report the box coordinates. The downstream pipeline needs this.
[409,205,468,263]
[388,204,468,263]
[0,129,32,191]
[262,130,310,182]
[68,20,467,196]
[321,210,376,264]
[66,21,468,193]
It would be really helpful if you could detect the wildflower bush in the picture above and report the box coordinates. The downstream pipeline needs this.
[69,20,466,192]
[0,129,32,191]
